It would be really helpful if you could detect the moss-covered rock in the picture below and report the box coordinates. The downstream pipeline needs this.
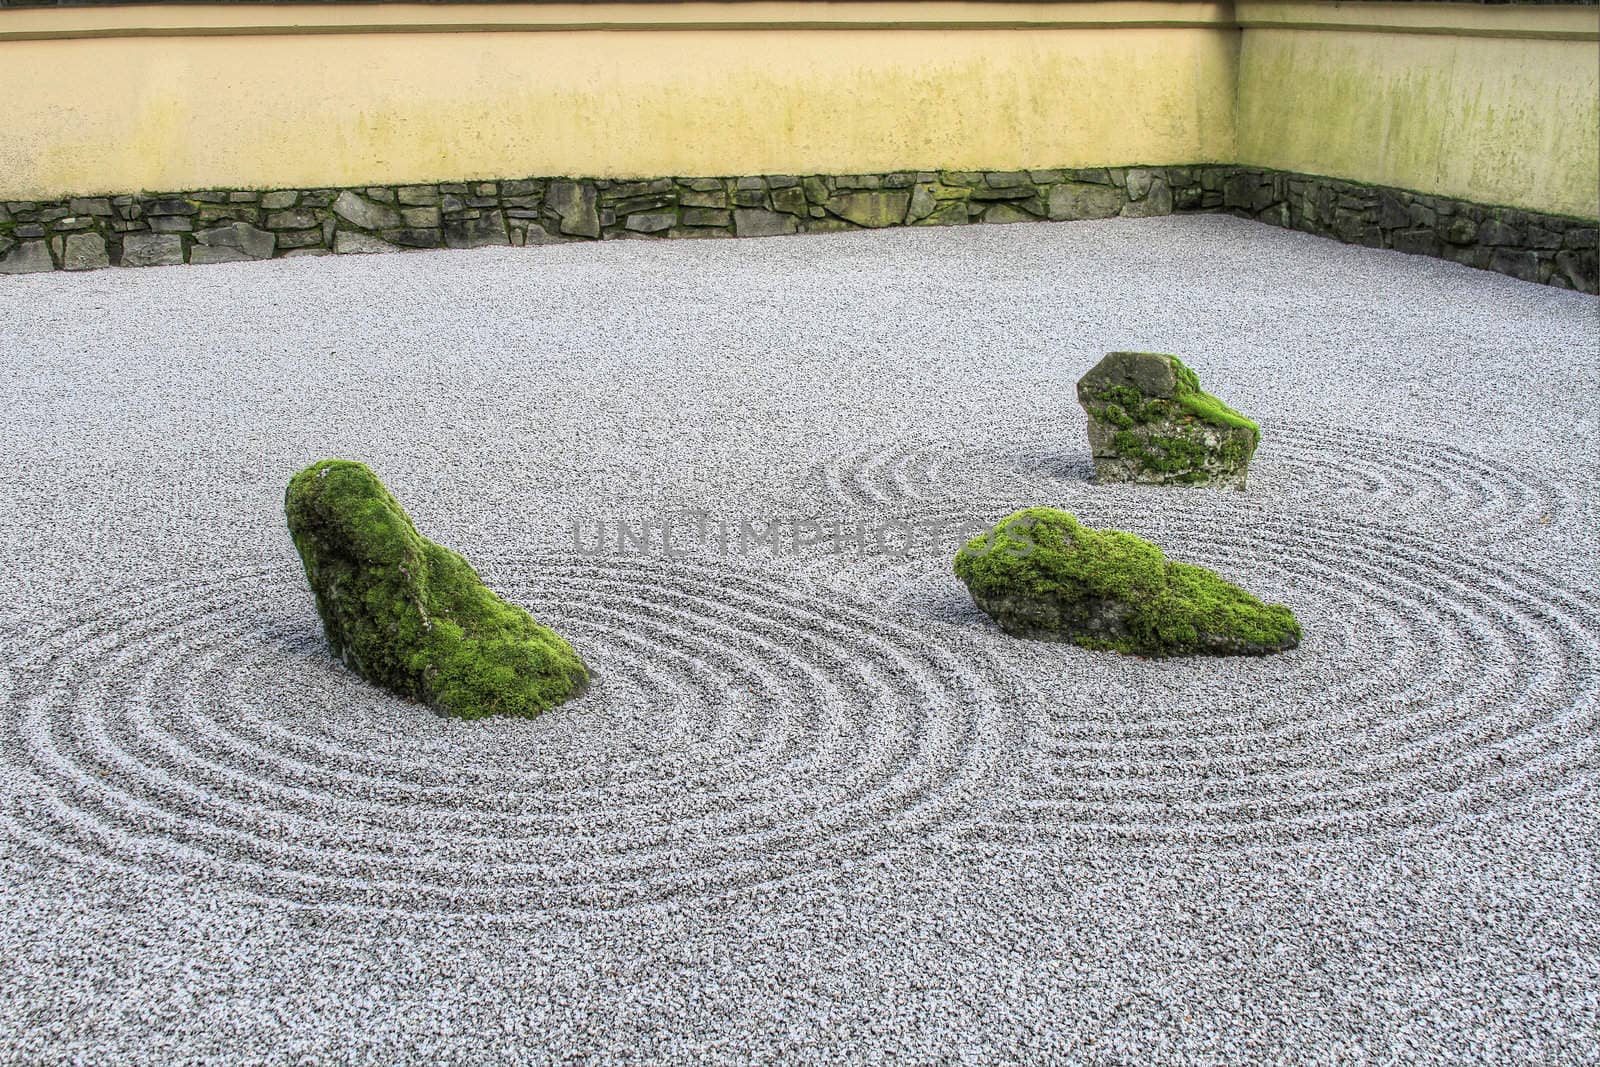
[1076,351,1259,490]
[953,507,1300,656]
[285,460,588,718]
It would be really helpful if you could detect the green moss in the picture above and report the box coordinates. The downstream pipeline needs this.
[1170,356,1259,435]
[953,507,1300,656]
[285,460,588,718]
[1087,353,1259,438]
[1082,352,1259,482]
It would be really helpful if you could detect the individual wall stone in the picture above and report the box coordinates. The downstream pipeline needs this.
[266,208,319,230]
[1121,179,1173,219]
[443,210,509,248]
[333,191,402,231]
[0,239,55,273]
[397,185,440,207]
[624,212,675,233]
[733,208,798,237]
[681,208,731,228]
[545,181,600,238]
[1048,182,1124,220]
[826,189,912,228]
[120,232,185,267]
[189,246,254,265]
[195,221,276,259]
[60,232,109,270]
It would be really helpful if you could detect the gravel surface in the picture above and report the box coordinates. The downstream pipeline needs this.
[0,215,1597,1064]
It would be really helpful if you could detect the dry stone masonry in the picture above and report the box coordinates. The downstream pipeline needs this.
[1,165,1593,292]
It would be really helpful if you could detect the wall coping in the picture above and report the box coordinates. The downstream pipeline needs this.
[1238,1,1599,39]
[0,0,1239,40]
[2,0,1593,41]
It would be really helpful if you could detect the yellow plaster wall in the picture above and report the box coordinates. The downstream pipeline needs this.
[0,1,1595,219]
[0,3,1238,199]
[1236,3,1600,218]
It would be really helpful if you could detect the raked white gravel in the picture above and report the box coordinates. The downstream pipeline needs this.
[0,214,1596,1063]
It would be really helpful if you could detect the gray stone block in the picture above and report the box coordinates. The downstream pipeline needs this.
[771,186,808,216]
[260,190,300,210]
[825,190,912,228]
[275,229,324,250]
[266,209,319,231]
[545,181,600,238]
[1391,229,1441,257]
[0,239,54,274]
[1047,182,1123,221]
[120,232,185,267]
[444,209,509,248]
[624,212,675,233]
[149,216,194,233]
[397,185,441,206]
[679,189,726,209]
[1120,179,1173,218]
[68,197,113,216]
[681,208,731,228]
[144,198,197,216]
[733,208,799,237]
[61,232,108,270]
[333,191,402,231]
[1555,249,1598,293]
[189,245,253,265]
[984,203,1037,224]
[195,221,276,259]
[1478,220,1522,247]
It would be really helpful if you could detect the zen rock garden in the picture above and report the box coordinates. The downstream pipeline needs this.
[287,353,1293,719]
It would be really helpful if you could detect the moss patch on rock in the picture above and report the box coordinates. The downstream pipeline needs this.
[285,460,588,718]
[1076,351,1260,489]
[953,507,1300,656]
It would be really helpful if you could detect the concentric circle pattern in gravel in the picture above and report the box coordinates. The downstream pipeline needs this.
[0,215,1596,1063]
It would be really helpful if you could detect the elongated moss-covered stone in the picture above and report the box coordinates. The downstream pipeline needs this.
[1076,351,1260,489]
[954,507,1300,656]
[285,460,588,718]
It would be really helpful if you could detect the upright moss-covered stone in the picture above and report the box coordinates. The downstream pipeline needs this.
[285,460,588,718]
[954,507,1300,656]
[1076,351,1260,489]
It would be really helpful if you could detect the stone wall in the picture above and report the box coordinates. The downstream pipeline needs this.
[1,166,1594,293]
[1215,168,1598,293]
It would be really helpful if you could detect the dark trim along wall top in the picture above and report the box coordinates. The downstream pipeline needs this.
[1,1,1595,7]
[1,165,1596,292]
